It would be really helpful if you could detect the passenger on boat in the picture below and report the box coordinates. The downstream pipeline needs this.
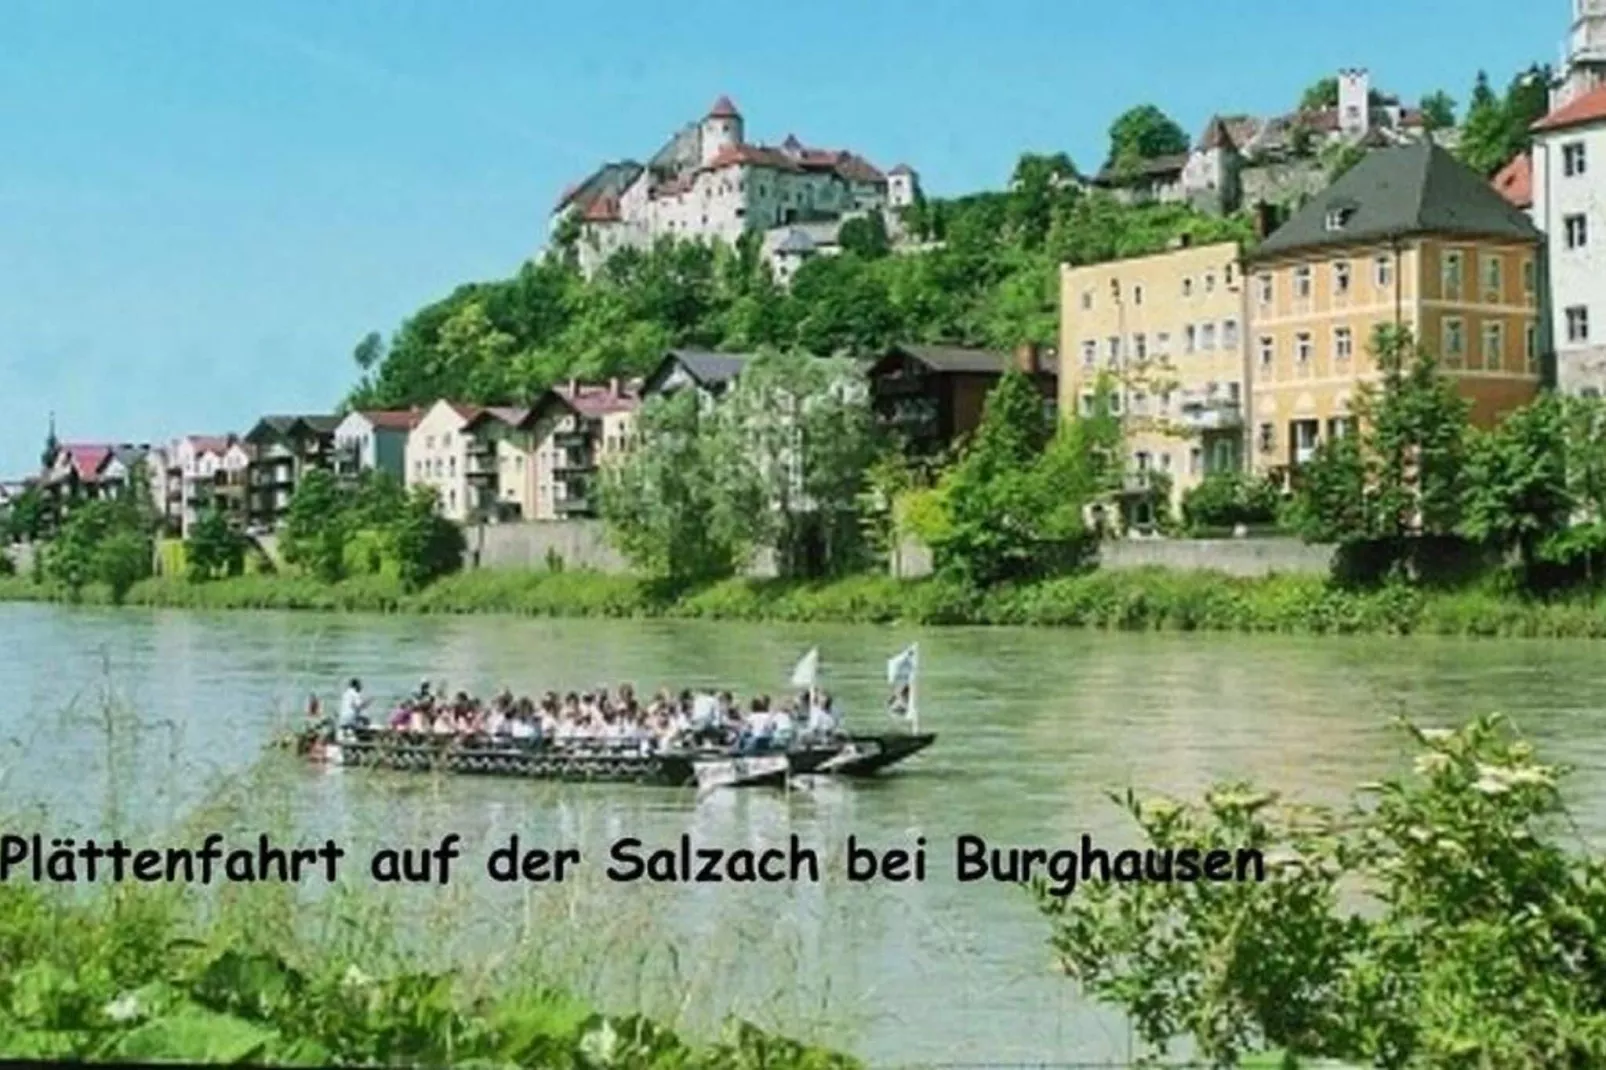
[339,679,369,732]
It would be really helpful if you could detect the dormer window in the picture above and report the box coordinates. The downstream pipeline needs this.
[1324,206,1355,232]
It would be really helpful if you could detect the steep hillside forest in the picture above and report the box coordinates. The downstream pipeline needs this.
[345,67,1546,411]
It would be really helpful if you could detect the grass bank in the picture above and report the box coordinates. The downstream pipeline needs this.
[4,566,1606,638]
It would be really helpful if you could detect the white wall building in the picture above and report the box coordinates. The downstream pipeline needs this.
[1533,82,1606,395]
[406,400,476,522]
[552,96,919,281]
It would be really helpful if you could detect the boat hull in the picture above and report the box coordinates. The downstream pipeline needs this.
[311,730,935,787]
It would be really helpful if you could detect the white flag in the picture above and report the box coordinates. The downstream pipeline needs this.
[790,647,820,689]
[887,644,918,687]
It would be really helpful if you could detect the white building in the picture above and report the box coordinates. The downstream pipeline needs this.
[551,96,919,280]
[1533,83,1606,395]
[1556,0,1606,107]
[406,400,477,522]
[167,434,250,536]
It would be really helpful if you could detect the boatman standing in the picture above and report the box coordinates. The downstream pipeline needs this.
[338,679,369,735]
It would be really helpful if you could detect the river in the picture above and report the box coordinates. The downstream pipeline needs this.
[4,601,1605,1067]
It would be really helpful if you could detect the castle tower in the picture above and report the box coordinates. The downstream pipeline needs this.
[887,164,919,209]
[700,95,744,165]
[1556,0,1606,107]
[1338,69,1371,137]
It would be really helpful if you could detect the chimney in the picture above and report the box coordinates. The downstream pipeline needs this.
[567,378,579,396]
[609,377,620,397]
[1014,342,1041,375]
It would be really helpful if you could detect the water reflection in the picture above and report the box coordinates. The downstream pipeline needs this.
[3,603,1606,1065]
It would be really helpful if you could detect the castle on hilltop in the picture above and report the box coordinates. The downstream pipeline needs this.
[1093,68,1448,216]
[550,96,921,281]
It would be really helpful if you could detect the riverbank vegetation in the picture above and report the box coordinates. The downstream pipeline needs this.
[1037,714,1606,1066]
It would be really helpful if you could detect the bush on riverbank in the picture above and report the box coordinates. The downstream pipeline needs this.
[1036,715,1606,1067]
[6,565,1606,638]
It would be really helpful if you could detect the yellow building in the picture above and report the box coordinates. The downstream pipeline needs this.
[1059,239,1249,510]
[1245,140,1543,477]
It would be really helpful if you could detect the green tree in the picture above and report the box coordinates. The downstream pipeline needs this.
[390,486,464,591]
[1420,89,1457,131]
[1299,76,1340,111]
[1106,105,1190,174]
[1457,66,1549,176]
[3,485,46,543]
[185,507,246,582]
[1292,327,1471,548]
[280,469,349,584]
[597,390,762,582]
[44,499,151,601]
[837,211,890,258]
[1034,715,1606,1067]
[1460,393,1573,573]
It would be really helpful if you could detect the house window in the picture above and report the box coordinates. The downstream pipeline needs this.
[1159,452,1172,472]
[1201,323,1217,350]
[1222,318,1239,349]
[1523,259,1536,297]
[1327,416,1354,440]
[1155,332,1171,354]
[1525,323,1538,372]
[1294,266,1312,299]
[1295,332,1313,369]
[1258,335,1274,370]
[1334,326,1353,361]
[1482,321,1504,370]
[1224,263,1236,287]
[1204,271,1216,293]
[1375,255,1394,288]
[1081,340,1096,368]
[1079,392,1094,416]
[1182,277,1194,297]
[1257,274,1273,305]
[1324,207,1353,231]
[1134,333,1148,361]
[1563,141,1587,177]
[1107,336,1121,362]
[1443,316,1465,361]
[1109,392,1124,415]
[1565,214,1589,250]
[1133,284,1145,306]
[1567,305,1591,343]
[1442,250,1463,296]
[426,435,436,449]
[1184,325,1197,353]
[1292,419,1321,464]
[1257,423,1275,453]
[1333,260,1351,295]
[1190,447,1203,475]
[1482,255,1503,298]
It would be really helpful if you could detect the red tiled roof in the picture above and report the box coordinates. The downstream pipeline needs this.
[184,434,235,455]
[1491,153,1533,210]
[1533,83,1606,132]
[62,444,114,482]
[580,194,621,222]
[707,95,740,119]
[359,409,419,431]
[555,381,641,417]
[704,143,802,172]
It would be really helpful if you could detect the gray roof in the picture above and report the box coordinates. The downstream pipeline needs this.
[1093,153,1189,186]
[644,349,756,394]
[1253,140,1542,259]
[247,414,340,441]
[887,344,1060,376]
[776,229,817,254]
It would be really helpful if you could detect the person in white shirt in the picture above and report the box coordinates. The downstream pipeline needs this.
[338,679,368,733]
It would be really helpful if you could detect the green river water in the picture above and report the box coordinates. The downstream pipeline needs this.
[3,601,1605,1066]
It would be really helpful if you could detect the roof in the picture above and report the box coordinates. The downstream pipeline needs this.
[464,405,532,431]
[1532,83,1606,133]
[641,349,756,396]
[703,143,802,173]
[110,445,148,469]
[553,161,644,215]
[1198,116,1238,152]
[581,194,621,223]
[182,434,235,455]
[775,228,817,254]
[707,95,740,119]
[355,409,419,432]
[879,344,1060,376]
[1491,153,1533,210]
[1251,140,1542,260]
[249,415,340,439]
[888,163,915,177]
[1094,153,1189,185]
[55,444,114,482]
[555,382,639,417]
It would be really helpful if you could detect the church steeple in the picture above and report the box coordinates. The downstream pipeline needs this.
[41,412,57,469]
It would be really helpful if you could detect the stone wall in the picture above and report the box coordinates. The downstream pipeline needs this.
[1099,536,1333,577]
[1240,158,1329,208]
[465,520,628,573]
[890,534,1333,579]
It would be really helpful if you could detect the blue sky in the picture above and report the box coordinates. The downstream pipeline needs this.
[0,0,1567,474]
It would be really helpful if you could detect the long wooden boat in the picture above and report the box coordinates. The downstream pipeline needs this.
[298,727,935,787]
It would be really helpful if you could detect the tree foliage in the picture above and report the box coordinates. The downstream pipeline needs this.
[184,508,246,582]
[597,350,878,582]
[1106,106,1190,173]
[1457,65,1551,176]
[280,470,350,584]
[391,486,466,591]
[43,498,152,603]
[3,485,47,543]
[1035,715,1606,1068]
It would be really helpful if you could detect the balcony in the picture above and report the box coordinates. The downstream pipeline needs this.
[554,496,592,516]
[467,437,497,458]
[551,451,595,476]
[466,455,499,483]
[1177,388,1243,432]
[553,428,592,450]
